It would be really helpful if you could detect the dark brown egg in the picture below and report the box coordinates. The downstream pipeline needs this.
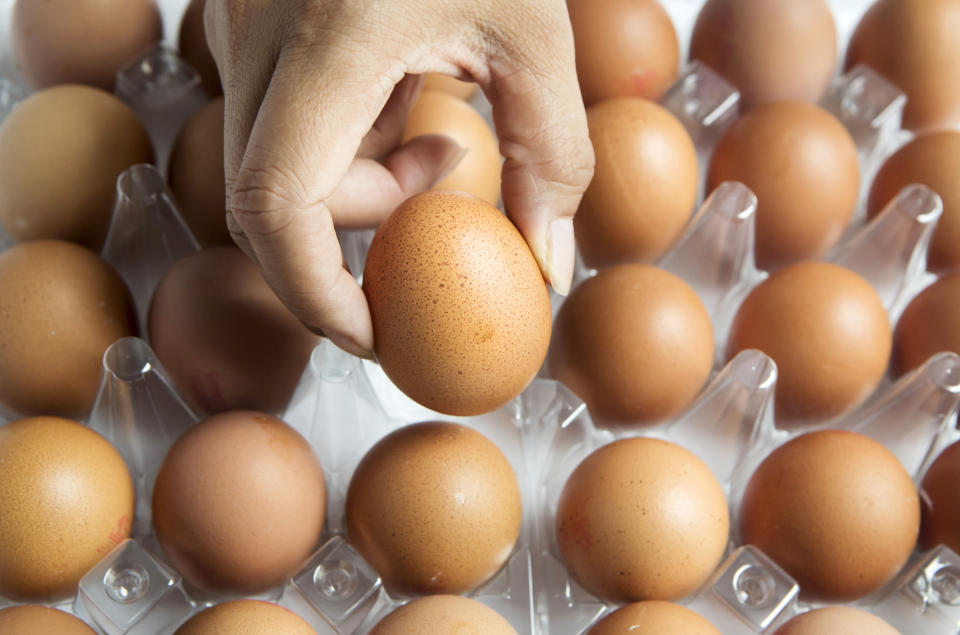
[893,273,960,376]
[690,0,837,109]
[0,606,97,634]
[174,600,316,634]
[369,596,517,634]
[568,0,679,105]
[740,429,919,601]
[707,102,860,270]
[727,262,890,423]
[549,264,713,426]
[920,438,960,552]
[774,607,901,635]
[588,601,721,635]
[847,0,960,131]
[575,98,698,268]
[149,247,319,415]
[179,0,222,97]
[153,411,326,595]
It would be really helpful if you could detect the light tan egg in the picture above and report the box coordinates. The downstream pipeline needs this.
[422,74,476,101]
[174,600,317,635]
[0,605,97,634]
[179,0,222,97]
[588,601,721,635]
[369,596,517,635]
[774,607,901,635]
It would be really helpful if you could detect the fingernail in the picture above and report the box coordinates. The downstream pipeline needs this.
[324,329,375,360]
[545,217,575,296]
[435,143,469,185]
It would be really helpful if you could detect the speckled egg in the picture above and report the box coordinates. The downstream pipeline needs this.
[174,600,317,634]
[588,601,721,634]
[422,74,476,101]
[369,595,517,634]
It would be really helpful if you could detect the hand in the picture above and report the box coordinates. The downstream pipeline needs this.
[204,0,594,357]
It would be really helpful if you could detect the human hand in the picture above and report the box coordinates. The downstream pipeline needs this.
[204,0,594,357]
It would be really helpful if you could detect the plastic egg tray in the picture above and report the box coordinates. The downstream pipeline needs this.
[1,0,959,633]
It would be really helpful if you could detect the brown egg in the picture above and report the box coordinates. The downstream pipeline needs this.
[175,600,316,635]
[575,98,698,268]
[0,417,134,602]
[422,74,476,101]
[12,0,162,90]
[0,85,154,249]
[149,247,319,415]
[847,0,960,131]
[168,97,230,246]
[727,262,891,423]
[0,240,137,418]
[179,0,222,97]
[363,191,551,416]
[0,606,97,634]
[690,0,837,109]
[588,601,721,635]
[549,264,713,426]
[152,411,326,594]
[707,102,860,270]
[402,92,500,204]
[893,274,960,376]
[369,595,517,634]
[741,429,919,601]
[568,0,679,105]
[556,437,729,602]
[346,422,522,595]
[774,607,902,635]
[868,131,960,274]
[920,438,960,552]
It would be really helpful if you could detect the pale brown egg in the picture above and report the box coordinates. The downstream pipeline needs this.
[556,437,729,602]
[422,74,476,101]
[363,191,551,416]
[568,0,679,105]
[774,607,901,635]
[847,0,960,132]
[707,102,860,270]
[0,417,134,602]
[0,605,97,634]
[893,273,960,376]
[549,264,713,426]
[369,595,517,634]
[0,240,137,419]
[920,438,960,552]
[727,262,891,423]
[0,85,154,249]
[179,0,222,97]
[868,131,960,274]
[402,92,500,204]
[690,0,837,109]
[588,601,721,635]
[575,98,698,268]
[740,429,919,602]
[152,411,326,595]
[346,422,522,595]
[168,97,230,246]
[149,247,319,415]
[174,600,317,635]
[12,0,162,90]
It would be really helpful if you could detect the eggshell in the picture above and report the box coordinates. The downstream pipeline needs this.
[0,240,137,419]
[575,98,698,268]
[549,264,713,426]
[149,247,319,415]
[0,417,134,602]
[707,102,860,270]
[168,97,230,246]
[363,191,551,416]
[0,605,97,634]
[12,0,162,90]
[568,0,679,105]
[152,411,326,594]
[867,131,960,274]
[369,595,517,634]
[556,437,729,602]
[774,607,902,635]
[893,273,960,376]
[727,262,891,423]
[402,92,500,204]
[588,601,721,635]
[346,422,522,595]
[846,0,960,131]
[690,0,837,109]
[174,600,317,635]
[0,85,154,249]
[422,74,476,101]
[179,0,222,97]
[920,438,960,552]
[740,429,919,602]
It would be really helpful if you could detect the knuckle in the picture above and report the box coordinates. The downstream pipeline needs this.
[230,165,309,237]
